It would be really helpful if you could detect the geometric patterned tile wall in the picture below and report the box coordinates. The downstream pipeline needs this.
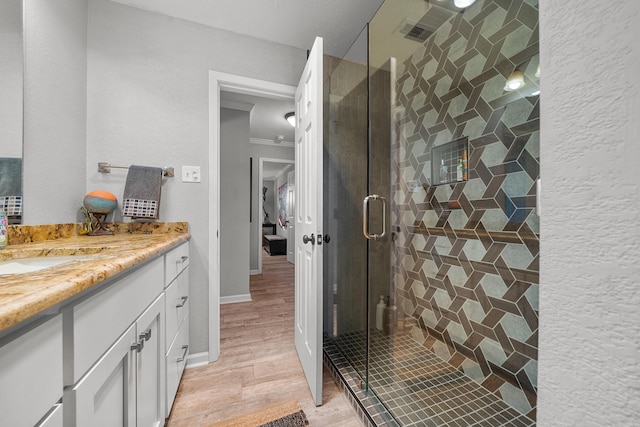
[390,0,540,419]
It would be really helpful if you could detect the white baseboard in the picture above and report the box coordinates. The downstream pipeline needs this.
[186,351,210,369]
[220,294,252,304]
[250,269,259,275]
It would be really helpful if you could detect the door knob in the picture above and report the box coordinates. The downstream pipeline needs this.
[302,234,315,245]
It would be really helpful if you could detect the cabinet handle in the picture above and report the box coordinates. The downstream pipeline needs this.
[140,328,152,342]
[131,338,144,353]
[177,345,189,363]
[181,255,189,262]
[176,296,188,308]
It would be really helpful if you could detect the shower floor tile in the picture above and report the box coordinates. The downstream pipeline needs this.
[327,330,535,427]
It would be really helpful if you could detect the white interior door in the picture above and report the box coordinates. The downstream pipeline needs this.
[287,170,295,264]
[294,36,323,406]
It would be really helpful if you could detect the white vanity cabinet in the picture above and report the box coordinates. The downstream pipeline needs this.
[164,241,190,416]
[61,240,190,426]
[64,295,166,427]
[63,256,166,426]
[0,238,190,427]
[0,314,63,427]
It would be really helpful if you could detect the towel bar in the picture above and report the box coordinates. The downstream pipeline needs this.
[98,162,174,177]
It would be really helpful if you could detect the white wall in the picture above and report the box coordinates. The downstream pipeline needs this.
[0,0,23,158]
[85,0,306,353]
[538,0,640,424]
[220,108,250,299]
[23,0,87,224]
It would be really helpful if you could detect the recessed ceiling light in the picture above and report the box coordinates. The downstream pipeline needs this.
[454,0,477,8]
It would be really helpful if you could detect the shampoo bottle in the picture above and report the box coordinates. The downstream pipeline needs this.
[375,295,385,331]
[462,149,468,181]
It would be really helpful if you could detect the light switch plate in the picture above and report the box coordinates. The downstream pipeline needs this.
[182,166,201,183]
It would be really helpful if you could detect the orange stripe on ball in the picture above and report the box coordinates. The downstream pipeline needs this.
[86,190,117,201]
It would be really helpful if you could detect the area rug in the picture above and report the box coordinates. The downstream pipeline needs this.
[208,400,309,427]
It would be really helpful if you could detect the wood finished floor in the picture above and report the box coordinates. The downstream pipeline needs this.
[167,250,363,427]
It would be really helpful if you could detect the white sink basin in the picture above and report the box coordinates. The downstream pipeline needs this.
[0,256,84,275]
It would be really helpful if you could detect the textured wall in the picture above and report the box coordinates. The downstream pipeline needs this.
[85,0,306,353]
[393,0,540,418]
[538,0,640,425]
[0,0,23,158]
[220,108,250,298]
[23,0,88,224]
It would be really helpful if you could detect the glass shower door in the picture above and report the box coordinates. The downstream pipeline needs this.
[323,26,370,386]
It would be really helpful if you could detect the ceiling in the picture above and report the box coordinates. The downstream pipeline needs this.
[107,0,385,58]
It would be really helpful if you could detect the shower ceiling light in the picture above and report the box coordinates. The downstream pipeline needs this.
[504,70,525,91]
[454,0,477,8]
[285,112,295,127]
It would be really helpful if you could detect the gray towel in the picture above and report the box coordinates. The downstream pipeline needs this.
[0,157,22,197]
[122,165,163,219]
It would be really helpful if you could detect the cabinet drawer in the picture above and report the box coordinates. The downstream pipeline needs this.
[165,268,189,351]
[166,310,189,416]
[0,315,62,427]
[63,257,164,385]
[165,242,189,287]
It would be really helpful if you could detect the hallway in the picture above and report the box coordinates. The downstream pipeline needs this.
[167,251,363,426]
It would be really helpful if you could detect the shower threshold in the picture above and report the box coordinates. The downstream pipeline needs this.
[324,330,535,427]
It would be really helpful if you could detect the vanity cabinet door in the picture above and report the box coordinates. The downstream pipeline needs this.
[64,257,164,386]
[0,315,62,427]
[136,294,166,427]
[64,324,136,427]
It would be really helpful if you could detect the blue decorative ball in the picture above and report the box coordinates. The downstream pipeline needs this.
[83,190,118,214]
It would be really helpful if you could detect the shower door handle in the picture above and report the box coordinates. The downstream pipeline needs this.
[363,195,386,240]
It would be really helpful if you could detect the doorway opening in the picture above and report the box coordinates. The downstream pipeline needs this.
[258,158,295,274]
[208,71,296,362]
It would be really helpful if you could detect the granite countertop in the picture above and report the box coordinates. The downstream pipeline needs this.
[0,222,190,334]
